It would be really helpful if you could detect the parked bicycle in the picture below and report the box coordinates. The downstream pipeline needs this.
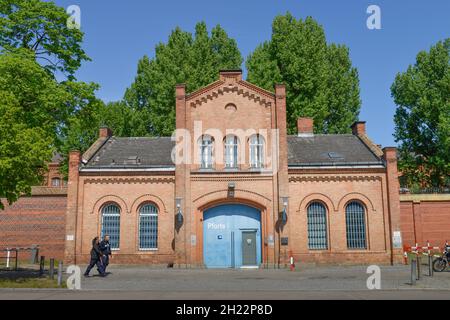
[432,242,450,272]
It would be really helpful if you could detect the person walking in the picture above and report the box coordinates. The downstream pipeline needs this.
[99,235,112,273]
[84,237,106,277]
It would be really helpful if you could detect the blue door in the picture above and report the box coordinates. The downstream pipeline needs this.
[203,204,261,268]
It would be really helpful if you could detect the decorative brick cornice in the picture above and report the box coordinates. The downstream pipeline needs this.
[187,80,274,108]
[191,175,273,182]
[84,177,175,185]
[193,188,272,204]
[289,175,382,183]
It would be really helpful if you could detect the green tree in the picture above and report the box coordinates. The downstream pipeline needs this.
[391,39,450,188]
[125,22,243,136]
[0,51,62,208]
[246,13,361,134]
[0,0,89,79]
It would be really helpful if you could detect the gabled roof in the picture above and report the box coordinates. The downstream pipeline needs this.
[82,134,383,170]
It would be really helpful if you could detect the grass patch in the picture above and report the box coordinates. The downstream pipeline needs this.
[0,277,66,289]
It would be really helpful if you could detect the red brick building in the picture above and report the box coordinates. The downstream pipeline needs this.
[63,70,404,267]
[0,154,67,261]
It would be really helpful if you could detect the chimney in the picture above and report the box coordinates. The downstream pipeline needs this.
[219,69,242,82]
[99,126,112,138]
[297,117,314,137]
[351,121,366,136]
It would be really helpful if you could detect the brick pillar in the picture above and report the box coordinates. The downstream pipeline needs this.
[383,147,403,264]
[275,84,290,267]
[175,84,189,267]
[64,150,80,265]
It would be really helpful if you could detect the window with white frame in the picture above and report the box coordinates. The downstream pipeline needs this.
[199,135,214,169]
[249,134,264,169]
[101,204,121,250]
[51,177,61,187]
[139,204,158,250]
[224,135,239,169]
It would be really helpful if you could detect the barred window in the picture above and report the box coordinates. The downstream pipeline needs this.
[346,201,367,249]
[139,204,158,250]
[307,202,328,250]
[101,204,120,250]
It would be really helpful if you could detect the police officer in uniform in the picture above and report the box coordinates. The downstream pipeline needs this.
[84,237,105,277]
[100,234,112,273]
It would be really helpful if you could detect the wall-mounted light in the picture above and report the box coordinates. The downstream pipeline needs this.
[228,182,236,198]
[281,196,289,224]
[176,197,183,224]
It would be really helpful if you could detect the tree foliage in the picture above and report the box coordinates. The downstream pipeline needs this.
[0,0,89,79]
[125,22,243,136]
[0,51,58,208]
[392,39,450,188]
[246,13,361,134]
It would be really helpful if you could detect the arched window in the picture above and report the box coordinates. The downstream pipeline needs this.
[224,135,239,169]
[139,204,158,250]
[101,204,120,250]
[345,201,367,249]
[249,134,264,169]
[51,177,61,187]
[199,135,214,169]
[307,202,328,250]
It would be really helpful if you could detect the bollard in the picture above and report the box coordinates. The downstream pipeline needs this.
[417,256,421,280]
[49,258,55,280]
[411,259,417,285]
[57,261,63,287]
[428,255,433,277]
[6,249,10,269]
[39,256,45,276]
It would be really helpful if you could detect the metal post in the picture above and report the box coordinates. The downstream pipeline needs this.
[411,259,417,285]
[14,249,18,271]
[39,256,45,276]
[57,261,63,287]
[49,258,55,279]
[417,255,421,280]
[429,255,433,277]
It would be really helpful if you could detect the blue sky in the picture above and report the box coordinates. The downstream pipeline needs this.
[54,0,449,147]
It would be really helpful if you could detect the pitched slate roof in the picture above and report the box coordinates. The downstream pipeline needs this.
[82,134,383,169]
[287,134,383,166]
[83,137,175,168]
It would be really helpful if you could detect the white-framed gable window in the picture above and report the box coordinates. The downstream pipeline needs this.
[224,135,239,169]
[199,135,214,169]
[249,134,264,169]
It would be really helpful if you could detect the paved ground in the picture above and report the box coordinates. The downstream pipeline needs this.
[1,264,450,300]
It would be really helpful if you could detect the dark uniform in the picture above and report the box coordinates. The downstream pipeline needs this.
[84,238,105,276]
[99,239,112,271]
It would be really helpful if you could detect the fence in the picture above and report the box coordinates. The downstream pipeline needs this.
[0,246,40,271]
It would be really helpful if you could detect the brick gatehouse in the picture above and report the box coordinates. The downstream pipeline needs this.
[61,70,404,267]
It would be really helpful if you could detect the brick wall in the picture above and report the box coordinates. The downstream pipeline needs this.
[400,194,450,248]
[0,192,67,261]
